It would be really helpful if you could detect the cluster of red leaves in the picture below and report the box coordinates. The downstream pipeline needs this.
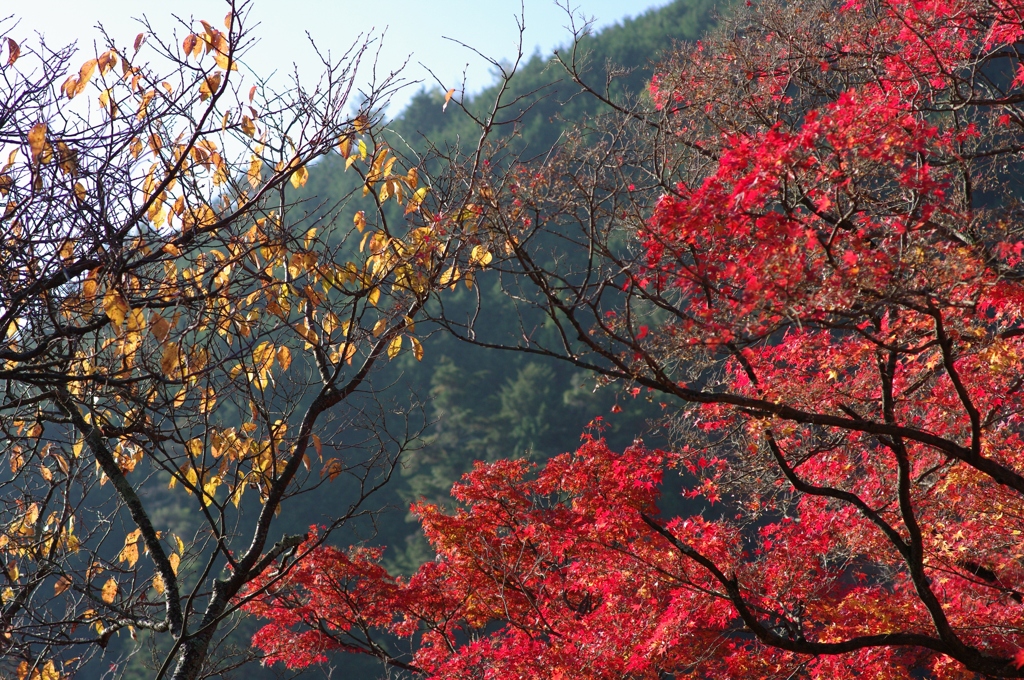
[241,538,403,669]
[242,0,1024,676]
[244,436,1024,677]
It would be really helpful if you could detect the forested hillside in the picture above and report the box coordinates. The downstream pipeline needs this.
[106,1,724,676]
[301,0,722,576]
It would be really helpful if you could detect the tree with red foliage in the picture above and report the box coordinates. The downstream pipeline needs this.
[243,0,1024,676]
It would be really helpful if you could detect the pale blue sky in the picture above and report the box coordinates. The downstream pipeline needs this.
[10,1,673,114]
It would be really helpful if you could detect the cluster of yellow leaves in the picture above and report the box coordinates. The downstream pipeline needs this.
[0,501,78,560]
[60,49,119,100]
[152,536,185,595]
[16,660,64,680]
[182,17,238,72]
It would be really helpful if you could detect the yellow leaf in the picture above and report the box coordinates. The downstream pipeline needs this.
[118,542,139,568]
[405,186,429,215]
[101,578,118,604]
[358,139,367,159]
[372,319,387,337]
[439,266,460,286]
[160,342,179,377]
[186,437,203,458]
[152,573,164,595]
[175,535,185,555]
[276,345,292,371]
[247,155,262,188]
[240,115,255,137]
[28,123,48,162]
[169,552,180,575]
[202,475,221,504]
[78,58,98,87]
[127,308,147,333]
[290,164,309,189]
[411,336,424,361]
[367,287,380,306]
[343,342,357,364]
[57,141,79,176]
[353,210,366,232]
[213,50,237,71]
[470,245,493,267]
[200,72,222,100]
[387,335,402,359]
[337,134,351,157]
[443,87,456,112]
[41,661,59,680]
[102,289,129,326]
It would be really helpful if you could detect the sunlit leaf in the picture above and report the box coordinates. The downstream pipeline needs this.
[102,290,129,326]
[276,345,292,371]
[100,578,117,604]
[160,342,179,377]
[290,164,309,189]
[27,123,48,162]
[7,38,20,66]
[387,335,402,359]
[54,575,72,596]
[470,245,493,267]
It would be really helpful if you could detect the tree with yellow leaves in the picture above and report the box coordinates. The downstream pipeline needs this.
[0,2,478,677]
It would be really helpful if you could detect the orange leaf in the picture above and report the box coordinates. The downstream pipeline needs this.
[27,123,47,162]
[443,88,456,112]
[77,59,98,90]
[183,34,198,57]
[102,289,129,326]
[6,38,19,67]
[100,578,117,604]
[289,164,309,189]
[276,345,292,371]
[387,335,402,359]
[54,575,72,596]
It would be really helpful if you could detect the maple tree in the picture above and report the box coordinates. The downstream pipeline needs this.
[243,0,1024,676]
[0,2,487,677]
